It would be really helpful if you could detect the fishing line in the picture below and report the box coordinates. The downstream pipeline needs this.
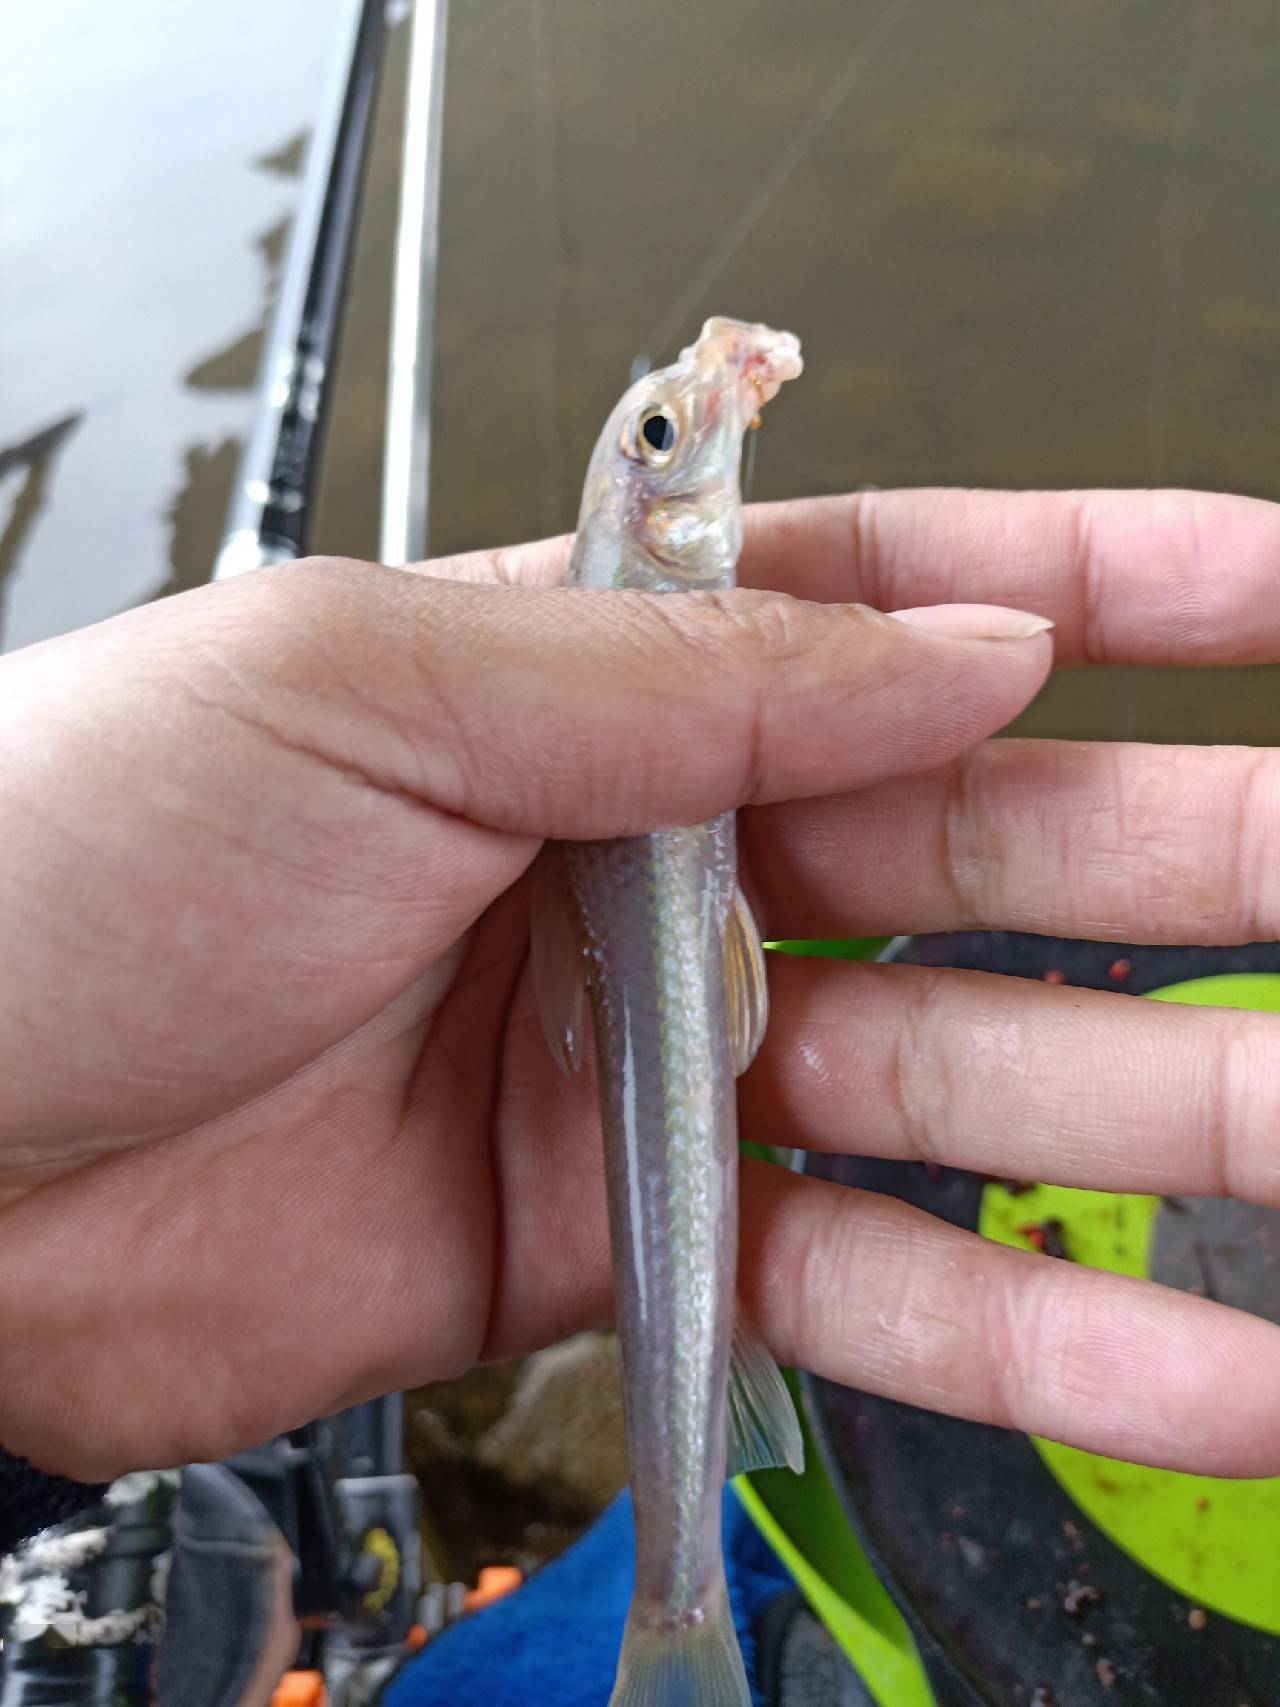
[741,416,760,506]
[635,0,917,366]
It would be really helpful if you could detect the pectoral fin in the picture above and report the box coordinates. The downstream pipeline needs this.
[727,1310,804,1477]
[723,886,769,1076]
[529,844,587,1075]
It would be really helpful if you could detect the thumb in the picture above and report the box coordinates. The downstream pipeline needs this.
[203,559,1051,838]
[0,559,1049,1142]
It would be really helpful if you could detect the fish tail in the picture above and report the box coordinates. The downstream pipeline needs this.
[609,1577,750,1707]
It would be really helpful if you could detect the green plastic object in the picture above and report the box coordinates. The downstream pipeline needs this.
[737,1419,935,1707]
[766,937,892,962]
[979,972,1280,1635]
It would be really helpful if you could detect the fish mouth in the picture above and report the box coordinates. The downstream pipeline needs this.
[684,315,804,418]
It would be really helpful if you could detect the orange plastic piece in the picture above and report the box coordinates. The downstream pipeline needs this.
[272,1672,326,1707]
[405,1623,429,1652]
[462,1565,524,1612]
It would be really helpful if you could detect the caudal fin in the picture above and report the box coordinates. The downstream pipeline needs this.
[609,1581,750,1707]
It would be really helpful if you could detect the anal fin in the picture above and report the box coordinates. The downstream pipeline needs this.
[727,1310,804,1477]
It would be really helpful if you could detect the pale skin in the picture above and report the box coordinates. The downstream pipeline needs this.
[3,488,1280,1488]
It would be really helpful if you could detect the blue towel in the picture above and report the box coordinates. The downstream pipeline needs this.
[384,1487,793,1707]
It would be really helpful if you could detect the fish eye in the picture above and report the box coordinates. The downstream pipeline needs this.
[635,404,679,465]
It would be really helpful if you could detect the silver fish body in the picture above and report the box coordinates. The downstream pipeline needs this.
[534,318,804,1706]
[571,816,739,1625]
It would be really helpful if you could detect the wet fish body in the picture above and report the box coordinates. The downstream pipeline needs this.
[534,318,805,1705]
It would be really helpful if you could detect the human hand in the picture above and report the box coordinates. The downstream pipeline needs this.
[2,488,1279,1483]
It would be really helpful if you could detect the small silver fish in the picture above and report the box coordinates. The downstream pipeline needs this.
[533,317,805,1706]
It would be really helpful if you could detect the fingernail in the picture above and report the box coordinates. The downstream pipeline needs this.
[888,603,1055,642]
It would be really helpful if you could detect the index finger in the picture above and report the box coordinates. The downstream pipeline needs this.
[741,488,1280,666]
[422,488,1280,668]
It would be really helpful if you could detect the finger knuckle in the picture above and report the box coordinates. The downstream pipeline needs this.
[698,588,823,666]
[795,1186,868,1370]
[891,972,955,1168]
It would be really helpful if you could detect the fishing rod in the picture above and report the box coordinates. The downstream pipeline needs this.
[205,0,450,1698]
[204,8,452,1700]
[200,0,451,1694]
[214,0,391,579]
[381,0,448,565]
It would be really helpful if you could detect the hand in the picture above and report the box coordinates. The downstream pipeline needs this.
[3,488,1279,1483]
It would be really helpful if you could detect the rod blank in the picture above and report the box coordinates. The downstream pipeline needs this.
[380,0,449,568]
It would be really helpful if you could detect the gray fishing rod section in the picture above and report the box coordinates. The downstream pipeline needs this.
[381,0,449,566]
[214,0,391,578]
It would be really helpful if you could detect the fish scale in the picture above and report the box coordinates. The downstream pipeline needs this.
[571,823,733,1619]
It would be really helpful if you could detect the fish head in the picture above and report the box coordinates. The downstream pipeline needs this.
[576,317,803,589]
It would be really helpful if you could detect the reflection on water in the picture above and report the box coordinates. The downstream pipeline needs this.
[5,0,1280,740]
[0,413,82,647]
[146,158,300,604]
[0,0,344,649]
[148,438,240,605]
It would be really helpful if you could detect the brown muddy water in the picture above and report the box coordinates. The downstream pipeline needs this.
[4,0,1280,1576]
